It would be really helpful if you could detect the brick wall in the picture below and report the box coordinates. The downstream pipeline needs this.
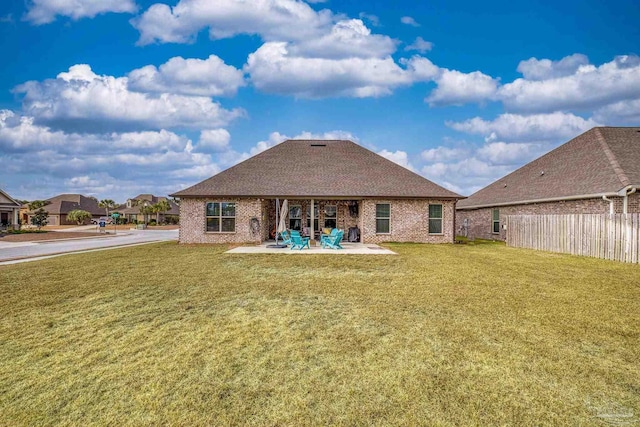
[178,198,263,244]
[456,195,640,241]
[361,199,455,244]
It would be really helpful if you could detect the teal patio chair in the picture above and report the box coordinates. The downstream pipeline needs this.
[322,229,344,250]
[279,229,292,246]
[290,230,310,250]
[320,228,338,246]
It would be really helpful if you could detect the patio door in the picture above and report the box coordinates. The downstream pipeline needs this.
[324,205,337,229]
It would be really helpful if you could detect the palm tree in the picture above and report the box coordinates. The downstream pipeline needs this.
[138,203,154,225]
[98,199,117,217]
[153,199,172,224]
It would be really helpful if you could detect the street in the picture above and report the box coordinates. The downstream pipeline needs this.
[0,229,178,264]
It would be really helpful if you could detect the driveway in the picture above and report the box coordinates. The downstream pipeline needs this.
[0,229,178,264]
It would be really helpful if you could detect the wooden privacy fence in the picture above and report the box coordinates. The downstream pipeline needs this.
[506,214,640,264]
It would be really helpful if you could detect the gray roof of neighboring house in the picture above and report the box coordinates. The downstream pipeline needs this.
[458,127,640,209]
[25,194,105,215]
[171,140,462,199]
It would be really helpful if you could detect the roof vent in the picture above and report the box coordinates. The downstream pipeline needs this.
[540,171,545,176]
[310,143,326,147]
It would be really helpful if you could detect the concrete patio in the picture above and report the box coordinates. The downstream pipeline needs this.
[226,241,397,255]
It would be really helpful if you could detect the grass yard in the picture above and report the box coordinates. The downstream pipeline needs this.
[1,242,639,426]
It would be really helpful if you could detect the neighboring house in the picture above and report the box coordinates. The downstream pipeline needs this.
[117,194,180,224]
[457,127,640,241]
[170,139,463,244]
[0,188,21,230]
[23,194,105,226]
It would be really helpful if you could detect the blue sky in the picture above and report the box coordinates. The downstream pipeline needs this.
[1,0,639,202]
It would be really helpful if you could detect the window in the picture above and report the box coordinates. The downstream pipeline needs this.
[492,209,500,234]
[375,203,390,233]
[324,205,337,228]
[428,204,443,234]
[289,205,302,230]
[306,204,319,231]
[206,202,236,232]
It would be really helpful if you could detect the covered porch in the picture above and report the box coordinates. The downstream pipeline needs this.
[261,198,362,245]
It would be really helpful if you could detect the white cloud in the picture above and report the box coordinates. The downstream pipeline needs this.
[245,42,427,98]
[132,0,334,45]
[358,12,379,27]
[427,69,499,106]
[128,55,245,97]
[421,146,467,162]
[447,112,600,141]
[289,19,397,59]
[24,0,137,25]
[14,64,245,132]
[400,16,420,27]
[197,129,231,151]
[499,55,640,112]
[405,37,433,53]
[593,99,640,124]
[516,53,589,81]
[476,141,544,165]
[377,149,416,171]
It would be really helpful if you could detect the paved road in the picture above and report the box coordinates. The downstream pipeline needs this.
[0,229,178,264]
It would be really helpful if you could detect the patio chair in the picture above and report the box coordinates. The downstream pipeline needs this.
[320,228,338,245]
[289,230,310,250]
[279,229,292,246]
[322,229,344,250]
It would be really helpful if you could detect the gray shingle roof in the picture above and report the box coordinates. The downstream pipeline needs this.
[172,140,462,199]
[27,194,105,215]
[458,127,640,209]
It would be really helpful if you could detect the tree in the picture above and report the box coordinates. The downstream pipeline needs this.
[98,199,117,216]
[153,199,172,224]
[67,209,92,225]
[138,203,154,225]
[28,200,49,230]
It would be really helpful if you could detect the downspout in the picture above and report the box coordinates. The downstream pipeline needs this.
[623,187,637,214]
[602,195,614,215]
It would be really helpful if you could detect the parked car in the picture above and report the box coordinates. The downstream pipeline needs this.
[91,217,113,225]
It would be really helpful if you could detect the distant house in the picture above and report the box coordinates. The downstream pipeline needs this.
[117,194,180,224]
[0,188,21,230]
[456,127,640,240]
[23,194,104,226]
[170,139,463,244]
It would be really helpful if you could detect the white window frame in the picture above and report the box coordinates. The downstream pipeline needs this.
[289,204,302,230]
[205,201,236,233]
[428,204,443,235]
[492,208,500,234]
[324,204,337,229]
[375,203,391,234]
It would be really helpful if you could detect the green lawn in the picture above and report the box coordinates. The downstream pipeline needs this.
[1,242,639,426]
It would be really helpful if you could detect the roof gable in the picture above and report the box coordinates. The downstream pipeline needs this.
[0,188,21,207]
[41,194,104,215]
[458,127,640,209]
[172,140,461,199]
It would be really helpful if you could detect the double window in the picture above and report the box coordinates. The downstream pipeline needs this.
[375,203,390,233]
[206,202,236,232]
[324,205,337,228]
[492,209,500,234]
[428,204,443,234]
[289,205,302,230]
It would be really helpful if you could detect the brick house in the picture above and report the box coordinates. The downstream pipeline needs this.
[171,140,463,244]
[117,194,180,224]
[0,188,21,230]
[457,127,640,241]
[23,194,105,226]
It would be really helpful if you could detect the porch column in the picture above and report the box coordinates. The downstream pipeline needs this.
[13,208,19,230]
[310,199,315,245]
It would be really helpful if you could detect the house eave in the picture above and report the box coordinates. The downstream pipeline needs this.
[170,193,463,200]
[456,192,621,210]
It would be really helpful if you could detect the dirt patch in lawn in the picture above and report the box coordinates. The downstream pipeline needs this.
[0,232,114,242]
